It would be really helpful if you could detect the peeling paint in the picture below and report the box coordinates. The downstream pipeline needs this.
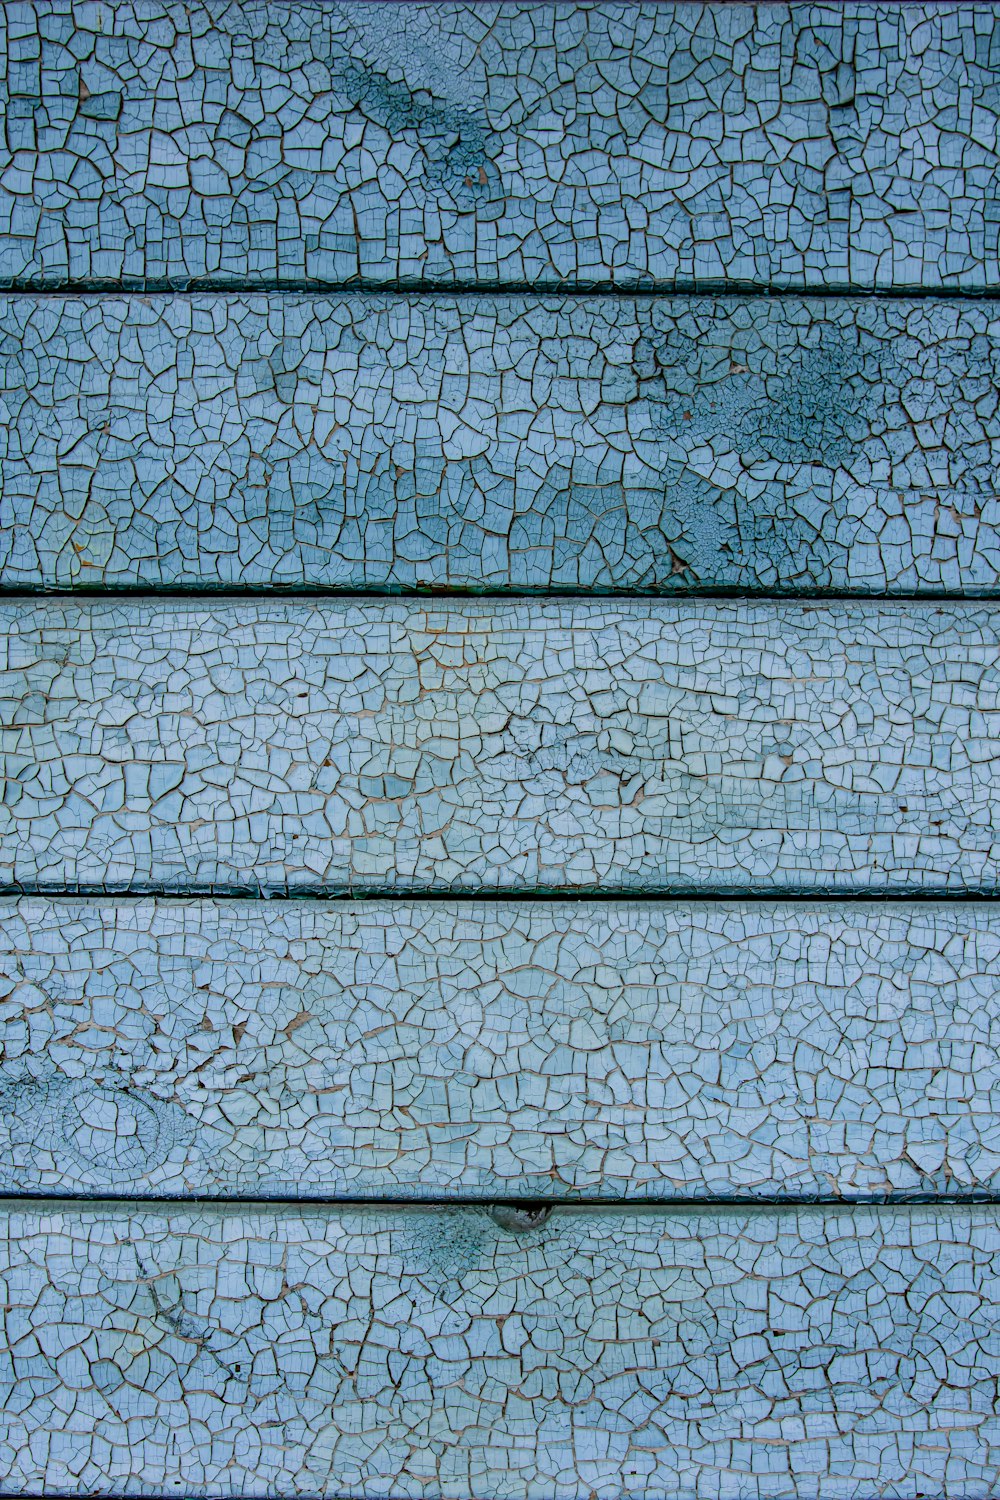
[1,296,998,590]
[1,4,998,289]
[0,598,998,892]
[2,1203,1000,1497]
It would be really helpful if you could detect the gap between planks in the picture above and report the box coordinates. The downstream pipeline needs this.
[4,887,1000,903]
[1,586,1000,603]
[6,280,1000,301]
[3,1193,1000,1211]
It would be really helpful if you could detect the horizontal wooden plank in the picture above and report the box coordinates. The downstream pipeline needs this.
[3,293,999,591]
[2,599,999,893]
[2,1202,998,1496]
[2,897,1000,1198]
[1,4,998,291]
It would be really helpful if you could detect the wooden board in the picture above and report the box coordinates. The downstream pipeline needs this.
[1,897,999,1199]
[1,1201,998,1496]
[1,4,998,291]
[1,598,999,894]
[2,293,999,592]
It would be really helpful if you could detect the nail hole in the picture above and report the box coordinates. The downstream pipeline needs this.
[488,1201,552,1233]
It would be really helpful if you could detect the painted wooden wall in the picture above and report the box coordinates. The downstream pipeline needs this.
[1,4,1000,1496]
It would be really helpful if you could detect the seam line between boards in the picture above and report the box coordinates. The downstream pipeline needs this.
[2,587,1000,604]
[4,280,1000,302]
[2,1193,999,1212]
[3,888,1000,904]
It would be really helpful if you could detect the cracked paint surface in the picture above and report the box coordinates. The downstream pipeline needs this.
[4,4,1000,1493]
[2,294,1000,591]
[2,1202,1000,1497]
[1,598,999,893]
[1,898,1000,1198]
[1,3,998,290]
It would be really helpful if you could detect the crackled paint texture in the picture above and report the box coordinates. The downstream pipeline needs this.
[1,3,999,290]
[5,4,1000,1494]
[3,1203,1000,1497]
[3,294,1000,590]
[2,898,1000,1198]
[2,598,1000,894]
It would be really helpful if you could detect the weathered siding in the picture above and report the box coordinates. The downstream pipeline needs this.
[1,4,998,291]
[2,598,998,893]
[1,897,998,1199]
[2,4,998,1495]
[2,1202,999,1497]
[3,294,999,592]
